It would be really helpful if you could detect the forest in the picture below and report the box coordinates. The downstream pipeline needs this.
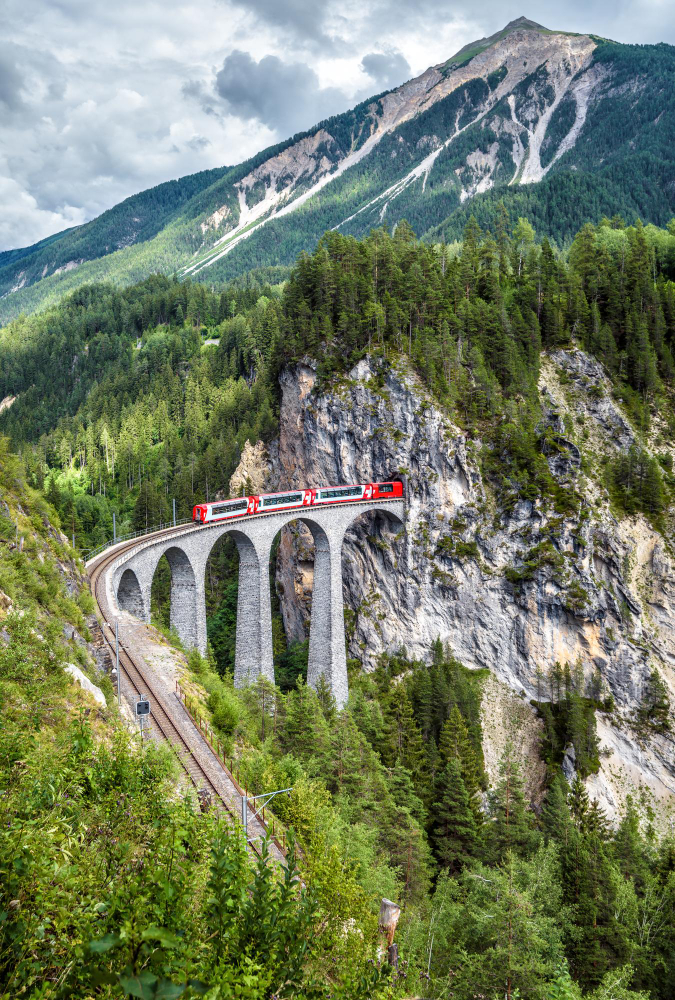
[1,438,674,1000]
[1,209,675,996]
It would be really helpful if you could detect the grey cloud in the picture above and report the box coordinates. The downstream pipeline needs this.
[228,0,331,45]
[181,79,206,100]
[361,50,410,91]
[215,49,347,135]
[187,134,211,150]
[0,49,25,113]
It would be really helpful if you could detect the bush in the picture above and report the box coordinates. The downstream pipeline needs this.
[187,647,208,674]
[209,687,241,735]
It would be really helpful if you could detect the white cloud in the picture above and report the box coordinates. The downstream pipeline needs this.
[0,177,85,250]
[1,0,674,251]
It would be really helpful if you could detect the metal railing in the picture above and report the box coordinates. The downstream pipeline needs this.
[84,517,193,561]
[175,680,287,852]
[84,493,406,562]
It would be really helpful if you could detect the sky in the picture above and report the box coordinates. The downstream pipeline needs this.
[1,0,673,251]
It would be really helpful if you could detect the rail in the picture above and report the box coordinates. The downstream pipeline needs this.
[89,540,285,861]
[175,680,287,852]
[84,518,193,560]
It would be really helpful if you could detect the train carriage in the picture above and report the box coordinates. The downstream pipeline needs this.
[192,481,402,524]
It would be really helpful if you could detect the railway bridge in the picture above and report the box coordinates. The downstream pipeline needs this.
[93,498,405,708]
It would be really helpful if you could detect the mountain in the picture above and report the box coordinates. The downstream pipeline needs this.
[2,18,675,324]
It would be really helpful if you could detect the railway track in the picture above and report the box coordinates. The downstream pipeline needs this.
[88,528,283,861]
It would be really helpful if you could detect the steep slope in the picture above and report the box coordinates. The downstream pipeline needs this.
[0,165,230,306]
[3,20,675,322]
[269,353,675,822]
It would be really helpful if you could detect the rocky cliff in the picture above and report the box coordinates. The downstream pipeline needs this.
[243,352,675,822]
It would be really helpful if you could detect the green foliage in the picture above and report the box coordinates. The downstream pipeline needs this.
[604,447,667,523]
[636,668,671,732]
[535,661,603,778]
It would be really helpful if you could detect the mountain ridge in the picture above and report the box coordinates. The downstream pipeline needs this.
[2,21,675,322]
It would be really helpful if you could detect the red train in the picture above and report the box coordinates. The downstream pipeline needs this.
[192,481,403,524]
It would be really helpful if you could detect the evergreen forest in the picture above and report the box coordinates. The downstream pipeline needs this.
[1,208,675,997]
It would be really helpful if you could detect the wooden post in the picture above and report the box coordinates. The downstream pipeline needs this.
[378,898,401,969]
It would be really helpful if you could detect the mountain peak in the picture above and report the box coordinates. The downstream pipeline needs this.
[442,15,556,69]
[504,16,547,31]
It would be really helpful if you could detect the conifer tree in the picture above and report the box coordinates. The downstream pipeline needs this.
[282,678,329,763]
[430,757,478,872]
[541,774,573,847]
[384,690,428,781]
[487,744,539,863]
[438,705,482,803]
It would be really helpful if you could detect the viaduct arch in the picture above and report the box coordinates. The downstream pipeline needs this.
[101,499,404,708]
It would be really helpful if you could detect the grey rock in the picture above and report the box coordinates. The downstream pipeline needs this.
[562,743,577,783]
[65,664,107,708]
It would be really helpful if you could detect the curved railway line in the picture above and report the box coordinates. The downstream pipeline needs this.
[87,496,404,863]
[88,526,284,862]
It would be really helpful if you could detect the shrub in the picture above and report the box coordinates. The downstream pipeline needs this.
[209,687,241,735]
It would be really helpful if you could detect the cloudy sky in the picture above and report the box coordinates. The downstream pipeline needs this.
[1,0,673,251]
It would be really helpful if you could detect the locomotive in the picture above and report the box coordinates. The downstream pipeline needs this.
[192,481,403,524]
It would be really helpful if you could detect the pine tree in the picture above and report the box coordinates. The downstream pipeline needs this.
[541,774,572,847]
[430,757,478,872]
[438,705,482,802]
[487,744,539,863]
[281,678,329,763]
[384,690,428,780]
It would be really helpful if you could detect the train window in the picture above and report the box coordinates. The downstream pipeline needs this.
[319,486,362,499]
[378,483,394,493]
[210,500,248,512]
[262,493,303,506]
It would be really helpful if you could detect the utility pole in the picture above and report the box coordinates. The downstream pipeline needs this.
[172,498,176,527]
[241,787,293,844]
[113,511,116,543]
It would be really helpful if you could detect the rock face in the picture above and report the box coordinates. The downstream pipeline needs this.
[65,664,107,708]
[268,351,675,821]
[227,440,274,498]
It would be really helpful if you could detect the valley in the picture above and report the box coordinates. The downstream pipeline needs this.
[2,12,675,1000]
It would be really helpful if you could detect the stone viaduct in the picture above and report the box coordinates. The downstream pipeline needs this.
[100,499,404,708]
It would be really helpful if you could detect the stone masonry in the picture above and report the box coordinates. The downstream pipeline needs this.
[98,500,404,708]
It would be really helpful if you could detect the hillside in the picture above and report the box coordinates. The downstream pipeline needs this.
[0,441,409,998]
[2,18,675,322]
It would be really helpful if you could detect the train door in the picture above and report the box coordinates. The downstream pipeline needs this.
[247,496,259,515]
